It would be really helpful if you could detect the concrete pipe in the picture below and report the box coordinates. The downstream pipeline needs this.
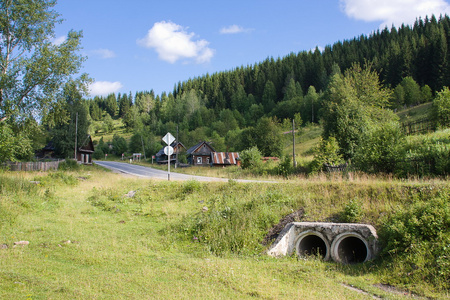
[295,230,330,260]
[330,232,370,264]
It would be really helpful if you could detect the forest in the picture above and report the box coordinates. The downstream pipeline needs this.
[2,13,450,177]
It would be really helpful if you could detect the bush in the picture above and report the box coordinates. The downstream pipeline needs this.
[310,137,344,173]
[182,187,293,256]
[276,156,293,178]
[239,146,262,170]
[58,159,80,171]
[182,180,202,195]
[353,121,406,174]
[340,198,363,223]
[431,87,450,129]
[379,194,450,290]
[400,131,450,177]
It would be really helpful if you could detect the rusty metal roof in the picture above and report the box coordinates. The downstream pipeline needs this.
[211,152,239,165]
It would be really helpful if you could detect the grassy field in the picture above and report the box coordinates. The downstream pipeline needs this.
[396,103,433,123]
[1,166,449,299]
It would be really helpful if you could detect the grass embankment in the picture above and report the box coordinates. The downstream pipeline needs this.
[1,167,449,299]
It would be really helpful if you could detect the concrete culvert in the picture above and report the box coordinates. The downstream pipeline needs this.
[331,233,369,264]
[295,231,330,260]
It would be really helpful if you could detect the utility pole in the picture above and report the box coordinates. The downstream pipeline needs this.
[292,118,297,168]
[141,135,146,160]
[175,125,179,168]
[74,112,78,161]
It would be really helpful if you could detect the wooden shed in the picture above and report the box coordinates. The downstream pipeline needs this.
[77,135,94,164]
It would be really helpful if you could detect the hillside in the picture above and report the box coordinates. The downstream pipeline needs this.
[82,16,450,165]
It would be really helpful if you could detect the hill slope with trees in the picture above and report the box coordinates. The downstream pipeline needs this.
[2,11,450,177]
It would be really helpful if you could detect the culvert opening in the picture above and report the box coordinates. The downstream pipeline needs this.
[336,236,368,264]
[298,234,327,259]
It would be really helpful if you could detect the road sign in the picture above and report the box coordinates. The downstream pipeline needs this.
[162,132,175,145]
[164,146,174,156]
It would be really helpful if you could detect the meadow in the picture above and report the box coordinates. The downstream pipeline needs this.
[1,165,449,299]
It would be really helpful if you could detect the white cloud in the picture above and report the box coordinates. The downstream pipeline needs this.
[91,48,116,59]
[340,0,450,28]
[137,21,214,64]
[52,36,66,46]
[89,81,123,96]
[220,25,251,34]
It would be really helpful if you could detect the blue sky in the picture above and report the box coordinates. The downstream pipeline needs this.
[53,0,450,98]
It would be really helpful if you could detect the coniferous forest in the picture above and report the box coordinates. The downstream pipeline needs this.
[2,14,450,176]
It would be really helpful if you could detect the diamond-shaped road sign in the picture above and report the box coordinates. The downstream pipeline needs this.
[162,132,175,145]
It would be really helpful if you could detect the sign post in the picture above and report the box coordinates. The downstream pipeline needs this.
[164,146,174,180]
[162,132,175,181]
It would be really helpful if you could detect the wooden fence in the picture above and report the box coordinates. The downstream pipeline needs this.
[401,118,435,135]
[3,160,63,171]
[324,163,348,173]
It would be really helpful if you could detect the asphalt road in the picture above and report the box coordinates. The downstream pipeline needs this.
[94,161,256,182]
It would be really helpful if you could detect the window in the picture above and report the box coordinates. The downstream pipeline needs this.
[197,157,202,164]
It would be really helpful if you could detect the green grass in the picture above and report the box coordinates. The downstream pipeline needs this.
[397,102,433,123]
[91,118,131,144]
[2,168,448,299]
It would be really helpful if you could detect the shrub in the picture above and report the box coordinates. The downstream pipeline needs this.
[310,137,344,173]
[379,194,450,289]
[276,156,293,178]
[431,87,450,129]
[353,121,406,174]
[58,159,80,171]
[182,180,202,195]
[239,146,262,170]
[400,131,450,177]
[340,198,363,223]
[182,187,293,256]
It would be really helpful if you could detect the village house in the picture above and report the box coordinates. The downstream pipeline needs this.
[76,135,95,164]
[186,141,215,166]
[155,141,186,164]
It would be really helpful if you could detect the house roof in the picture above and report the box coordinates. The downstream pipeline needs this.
[78,135,94,153]
[186,141,215,155]
[211,152,240,165]
[156,141,186,157]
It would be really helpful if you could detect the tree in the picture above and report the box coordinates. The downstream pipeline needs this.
[322,63,396,160]
[421,84,432,103]
[112,134,127,156]
[51,81,90,158]
[393,84,405,108]
[262,80,276,113]
[0,0,87,123]
[105,93,118,117]
[0,121,33,162]
[303,86,319,123]
[252,117,283,157]
[431,87,450,128]
[401,76,421,106]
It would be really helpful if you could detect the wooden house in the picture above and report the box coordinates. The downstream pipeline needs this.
[35,141,56,159]
[77,135,94,164]
[155,141,186,164]
[211,152,240,167]
[187,141,215,166]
